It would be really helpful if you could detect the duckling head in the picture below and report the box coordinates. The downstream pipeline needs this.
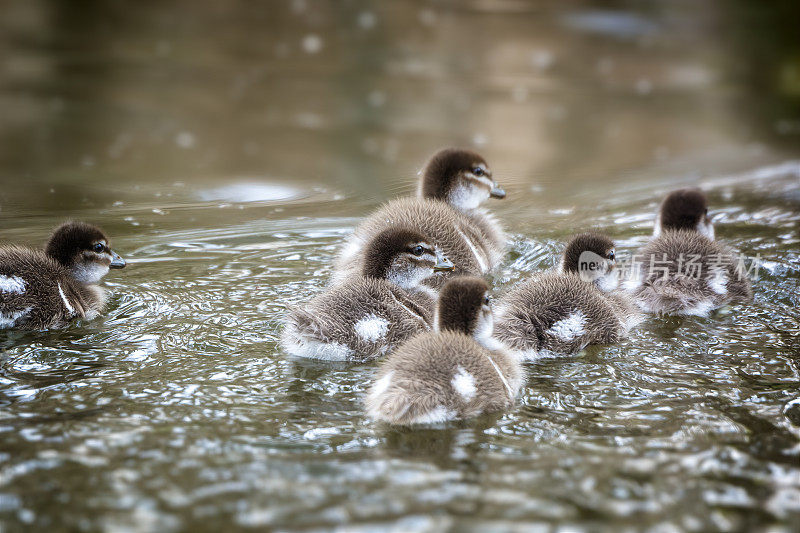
[561,233,618,292]
[45,221,126,284]
[419,148,505,211]
[435,277,493,340]
[656,188,714,240]
[362,227,454,289]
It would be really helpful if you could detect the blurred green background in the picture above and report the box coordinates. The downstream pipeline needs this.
[1,0,798,209]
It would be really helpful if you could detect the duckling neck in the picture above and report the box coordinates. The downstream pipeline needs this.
[385,264,433,292]
[593,272,619,292]
[70,263,109,285]
[656,214,715,241]
[362,258,391,280]
[476,332,506,353]
[436,313,479,337]
[45,250,73,273]
[447,187,485,211]
[419,182,482,213]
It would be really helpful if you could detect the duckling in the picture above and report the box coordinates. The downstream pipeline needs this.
[282,227,455,362]
[330,148,506,288]
[629,188,752,316]
[494,233,642,358]
[0,221,126,330]
[366,277,524,425]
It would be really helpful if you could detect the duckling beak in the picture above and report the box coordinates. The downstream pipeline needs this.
[110,250,126,269]
[433,253,455,272]
[489,183,506,199]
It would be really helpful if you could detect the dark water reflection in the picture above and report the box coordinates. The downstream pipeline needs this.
[1,1,799,531]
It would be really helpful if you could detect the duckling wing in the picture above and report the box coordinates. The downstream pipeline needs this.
[462,208,506,265]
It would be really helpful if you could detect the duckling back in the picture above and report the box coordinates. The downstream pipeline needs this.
[331,197,504,287]
[281,278,434,362]
[365,330,522,425]
[0,247,103,329]
[630,229,752,316]
[494,271,640,358]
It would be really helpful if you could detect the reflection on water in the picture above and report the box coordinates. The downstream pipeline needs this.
[1,0,799,531]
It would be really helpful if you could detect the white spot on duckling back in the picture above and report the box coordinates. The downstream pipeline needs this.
[57,282,75,316]
[354,314,389,342]
[0,275,26,294]
[0,307,32,328]
[548,311,587,341]
[451,366,477,401]
[708,270,728,295]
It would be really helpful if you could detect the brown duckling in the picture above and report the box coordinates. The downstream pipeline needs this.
[0,221,126,329]
[282,227,454,362]
[494,233,641,358]
[366,277,524,425]
[629,188,752,316]
[330,148,506,288]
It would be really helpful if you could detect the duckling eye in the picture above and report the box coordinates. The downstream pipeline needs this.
[608,251,615,261]
[93,243,105,253]
[410,245,424,256]
[472,167,485,177]
[483,296,491,305]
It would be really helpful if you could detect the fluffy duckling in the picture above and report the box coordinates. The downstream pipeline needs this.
[0,221,126,330]
[494,233,641,358]
[282,227,454,362]
[330,148,506,287]
[629,188,752,316]
[366,277,524,425]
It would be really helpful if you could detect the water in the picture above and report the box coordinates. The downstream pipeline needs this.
[1,1,799,531]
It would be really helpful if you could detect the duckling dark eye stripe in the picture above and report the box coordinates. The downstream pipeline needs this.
[467,175,493,185]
